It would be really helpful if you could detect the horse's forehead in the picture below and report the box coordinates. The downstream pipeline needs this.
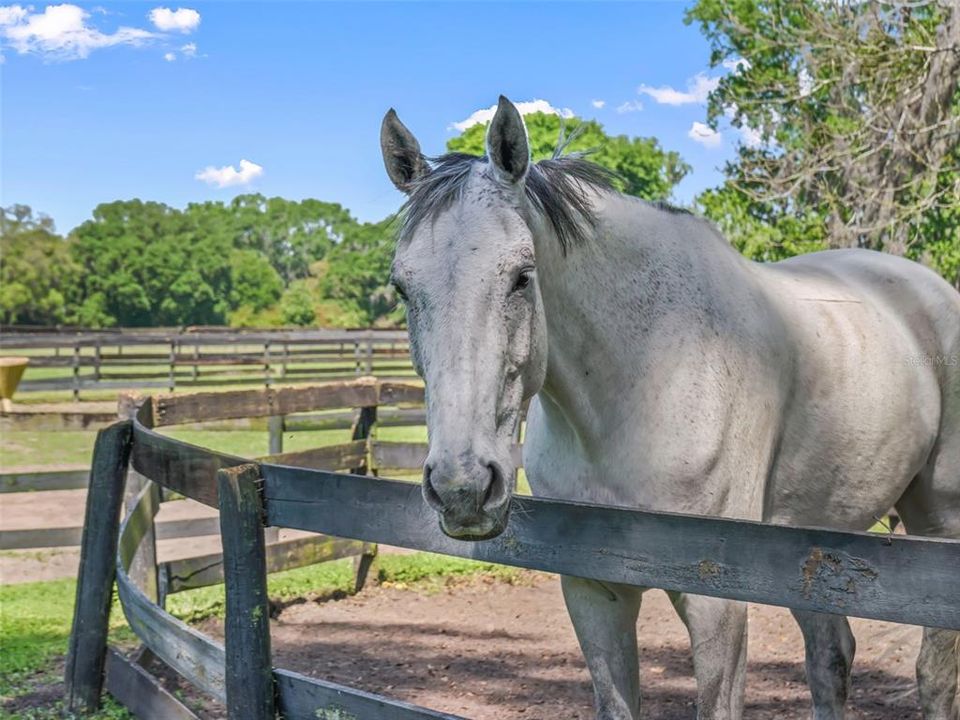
[395,193,532,276]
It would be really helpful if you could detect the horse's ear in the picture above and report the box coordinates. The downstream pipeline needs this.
[381,109,428,193]
[486,96,530,185]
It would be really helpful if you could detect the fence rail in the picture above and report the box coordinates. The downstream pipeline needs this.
[66,378,960,719]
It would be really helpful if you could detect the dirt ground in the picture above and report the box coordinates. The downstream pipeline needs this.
[192,572,920,720]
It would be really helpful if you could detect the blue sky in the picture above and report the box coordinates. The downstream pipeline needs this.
[1,2,746,234]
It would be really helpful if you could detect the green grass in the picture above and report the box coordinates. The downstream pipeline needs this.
[0,553,524,717]
[0,432,97,469]
[0,578,136,719]
[0,422,429,470]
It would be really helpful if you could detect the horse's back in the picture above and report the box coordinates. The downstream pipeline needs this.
[756,249,958,529]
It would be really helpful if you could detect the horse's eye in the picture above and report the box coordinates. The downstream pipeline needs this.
[512,269,533,294]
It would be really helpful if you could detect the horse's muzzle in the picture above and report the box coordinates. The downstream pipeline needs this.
[423,452,512,540]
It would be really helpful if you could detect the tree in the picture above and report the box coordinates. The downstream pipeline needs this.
[448,112,690,200]
[279,281,316,326]
[69,200,233,326]
[0,205,80,325]
[229,249,283,312]
[318,218,399,327]
[218,195,357,284]
[687,0,960,287]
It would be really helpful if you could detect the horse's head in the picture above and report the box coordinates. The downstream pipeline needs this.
[380,97,549,540]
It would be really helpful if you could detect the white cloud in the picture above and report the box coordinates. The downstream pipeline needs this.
[591,99,605,109]
[688,121,722,148]
[0,4,156,61]
[148,7,200,33]
[450,99,574,132]
[0,5,28,25]
[195,159,264,188]
[723,105,765,148]
[722,57,751,73]
[738,125,763,148]
[798,66,814,97]
[163,50,175,61]
[638,72,720,106]
[180,41,196,57]
[616,100,644,114]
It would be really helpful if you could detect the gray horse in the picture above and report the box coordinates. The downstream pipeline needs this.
[380,96,960,720]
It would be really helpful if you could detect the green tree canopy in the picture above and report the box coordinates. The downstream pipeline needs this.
[0,205,80,326]
[229,249,284,312]
[212,194,356,284]
[318,218,399,327]
[447,112,690,200]
[69,200,233,327]
[687,0,960,287]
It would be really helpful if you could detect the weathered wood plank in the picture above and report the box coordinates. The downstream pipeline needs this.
[104,647,200,720]
[0,515,222,551]
[258,441,367,472]
[275,668,465,720]
[116,486,227,702]
[150,378,380,427]
[379,381,425,406]
[370,441,523,473]
[267,415,283,455]
[163,535,367,593]
[0,467,89,493]
[263,467,960,630]
[283,406,425,432]
[371,441,429,472]
[130,421,245,507]
[218,464,274,719]
[65,420,132,713]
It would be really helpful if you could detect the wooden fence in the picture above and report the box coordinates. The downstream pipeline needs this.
[0,328,411,399]
[66,379,960,719]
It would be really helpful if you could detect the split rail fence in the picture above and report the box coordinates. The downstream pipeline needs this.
[0,328,411,399]
[66,378,960,719]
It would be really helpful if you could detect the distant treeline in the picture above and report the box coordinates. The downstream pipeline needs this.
[0,197,401,329]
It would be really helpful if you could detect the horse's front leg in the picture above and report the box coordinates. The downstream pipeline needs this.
[562,575,643,719]
[668,592,748,720]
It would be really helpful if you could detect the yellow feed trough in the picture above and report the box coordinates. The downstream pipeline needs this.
[0,357,29,412]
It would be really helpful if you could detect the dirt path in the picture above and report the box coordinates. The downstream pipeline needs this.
[194,573,920,720]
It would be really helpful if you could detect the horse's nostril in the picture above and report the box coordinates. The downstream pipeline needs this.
[481,463,506,510]
[422,463,444,509]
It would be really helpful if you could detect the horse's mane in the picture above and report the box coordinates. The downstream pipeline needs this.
[398,152,622,255]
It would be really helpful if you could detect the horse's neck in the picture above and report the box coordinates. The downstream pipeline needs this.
[532,194,750,448]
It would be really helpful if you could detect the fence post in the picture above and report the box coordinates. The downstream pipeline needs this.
[267,415,283,455]
[264,341,272,388]
[192,343,199,383]
[365,335,374,375]
[218,463,275,720]
[117,396,161,607]
[72,343,81,401]
[168,340,176,393]
[65,420,133,713]
[350,404,378,591]
[93,341,102,383]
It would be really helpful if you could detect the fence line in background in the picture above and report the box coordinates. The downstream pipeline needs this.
[1,328,411,399]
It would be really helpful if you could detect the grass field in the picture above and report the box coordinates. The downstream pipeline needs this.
[0,424,429,470]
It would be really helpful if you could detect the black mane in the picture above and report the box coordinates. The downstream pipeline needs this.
[399,152,619,255]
